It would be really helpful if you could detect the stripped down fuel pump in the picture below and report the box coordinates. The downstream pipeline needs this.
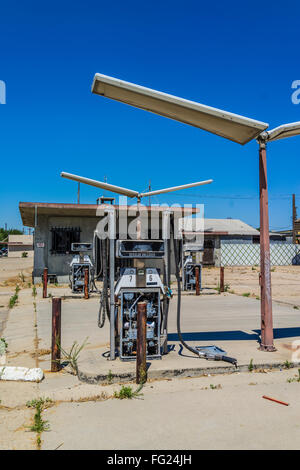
[61,170,237,366]
[115,240,165,360]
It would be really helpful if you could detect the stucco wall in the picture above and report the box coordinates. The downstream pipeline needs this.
[33,214,174,283]
[33,215,99,282]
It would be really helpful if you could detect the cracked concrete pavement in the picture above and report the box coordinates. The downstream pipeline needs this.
[1,264,300,449]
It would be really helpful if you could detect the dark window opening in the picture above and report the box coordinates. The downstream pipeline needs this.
[204,239,214,248]
[50,227,81,254]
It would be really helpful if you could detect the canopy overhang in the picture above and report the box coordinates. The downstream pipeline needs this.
[92,73,269,145]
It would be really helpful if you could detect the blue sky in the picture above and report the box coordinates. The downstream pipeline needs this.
[1,0,300,230]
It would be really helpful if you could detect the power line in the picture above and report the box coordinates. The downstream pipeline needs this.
[161,193,300,200]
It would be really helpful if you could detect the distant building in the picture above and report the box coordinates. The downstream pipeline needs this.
[182,218,260,266]
[293,220,300,243]
[7,234,33,258]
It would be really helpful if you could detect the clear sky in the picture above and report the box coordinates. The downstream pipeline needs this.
[1,0,300,231]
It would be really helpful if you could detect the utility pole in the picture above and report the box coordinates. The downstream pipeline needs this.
[292,194,297,244]
[148,180,151,206]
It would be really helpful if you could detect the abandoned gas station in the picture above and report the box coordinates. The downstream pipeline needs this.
[19,72,300,373]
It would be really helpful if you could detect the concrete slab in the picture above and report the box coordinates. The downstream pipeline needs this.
[36,290,300,382]
[41,369,300,450]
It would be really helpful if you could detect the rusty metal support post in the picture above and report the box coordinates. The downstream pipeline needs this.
[84,268,89,299]
[220,266,224,293]
[136,301,147,384]
[259,140,276,351]
[42,268,48,298]
[195,266,200,295]
[51,297,61,372]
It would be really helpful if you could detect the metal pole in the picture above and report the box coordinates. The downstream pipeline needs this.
[181,246,185,291]
[162,210,171,354]
[220,266,224,293]
[136,301,147,384]
[137,198,141,240]
[195,266,200,295]
[43,267,48,298]
[77,183,80,204]
[259,140,276,351]
[107,208,116,360]
[84,267,89,299]
[51,297,61,372]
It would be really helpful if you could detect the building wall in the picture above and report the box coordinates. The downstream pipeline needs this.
[8,245,34,258]
[8,235,33,258]
[33,215,99,282]
[33,214,174,283]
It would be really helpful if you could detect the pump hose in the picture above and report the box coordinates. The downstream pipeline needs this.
[97,290,105,328]
[171,219,237,367]
[98,238,110,328]
[103,238,110,320]
[172,219,202,357]
[161,260,170,335]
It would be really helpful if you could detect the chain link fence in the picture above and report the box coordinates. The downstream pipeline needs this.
[221,243,300,267]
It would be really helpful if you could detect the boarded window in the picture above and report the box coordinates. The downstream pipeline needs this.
[50,227,81,254]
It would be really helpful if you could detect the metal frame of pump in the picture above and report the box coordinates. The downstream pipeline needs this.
[69,242,95,294]
[97,207,237,366]
[97,208,172,360]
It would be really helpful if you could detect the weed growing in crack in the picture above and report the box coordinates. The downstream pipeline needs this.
[26,398,53,449]
[287,369,300,383]
[8,293,18,309]
[114,384,144,400]
[56,337,89,375]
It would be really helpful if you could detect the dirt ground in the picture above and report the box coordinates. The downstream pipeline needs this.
[1,257,300,304]
[0,257,33,288]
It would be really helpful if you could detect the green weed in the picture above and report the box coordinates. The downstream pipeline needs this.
[114,384,144,400]
[210,384,222,390]
[26,397,52,449]
[287,369,300,383]
[8,293,18,309]
[107,369,113,384]
[0,338,7,355]
[56,337,89,375]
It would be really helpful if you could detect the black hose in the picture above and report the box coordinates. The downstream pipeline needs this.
[103,238,110,321]
[98,238,110,328]
[171,218,237,367]
[97,290,105,328]
[172,219,202,357]
[162,259,170,335]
